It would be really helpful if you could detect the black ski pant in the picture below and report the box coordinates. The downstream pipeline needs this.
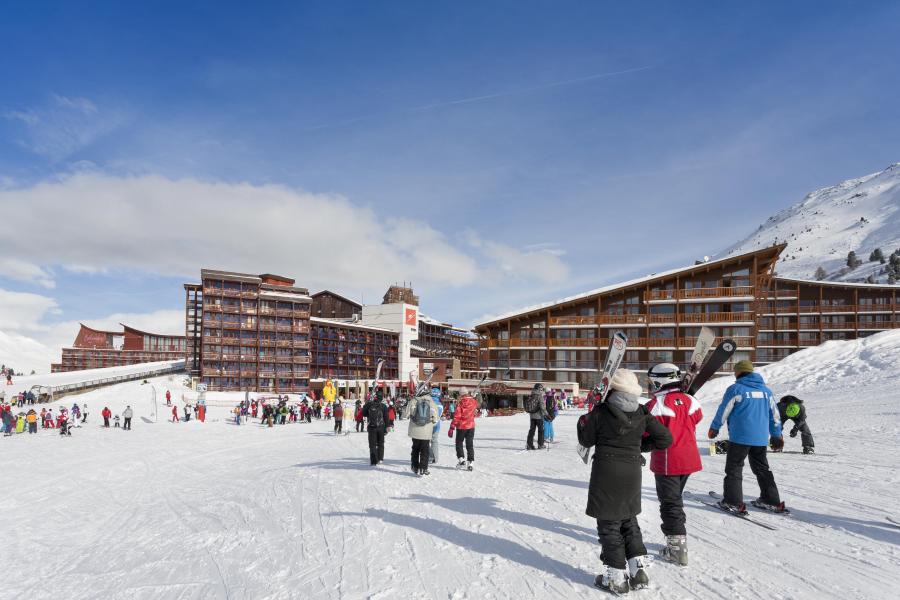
[334,420,342,433]
[792,422,815,448]
[368,428,385,465]
[655,474,689,536]
[724,442,781,506]
[29,422,37,433]
[356,420,364,432]
[597,517,646,570]
[526,418,545,449]
[411,438,431,471]
[455,428,475,462]
[123,417,131,430]
[103,417,109,428]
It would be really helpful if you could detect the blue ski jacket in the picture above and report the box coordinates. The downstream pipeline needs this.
[710,372,781,446]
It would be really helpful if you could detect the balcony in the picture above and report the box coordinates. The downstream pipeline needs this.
[258,307,276,316]
[798,322,820,330]
[242,308,257,315]
[221,289,241,298]
[240,291,257,299]
[241,322,257,330]
[259,370,277,378]
[678,311,754,323]
[202,352,220,360]
[757,337,798,347]
[259,339,276,347]
[222,321,241,330]
[645,286,754,302]
[549,315,598,326]
[259,323,276,331]
[275,340,293,348]
[292,356,311,364]
[205,305,223,313]
[221,338,240,346]
[275,324,293,332]
[293,340,311,349]
[222,305,240,314]
[240,369,257,377]
[295,310,311,319]
[220,369,239,377]
[275,356,292,364]
[203,336,222,344]
[858,304,896,313]
[548,338,599,347]
[548,360,598,370]
[293,325,311,334]
[598,314,649,325]
[507,338,548,347]
[798,338,819,347]
[276,309,294,317]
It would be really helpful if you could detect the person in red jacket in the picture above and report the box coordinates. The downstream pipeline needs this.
[101,406,112,428]
[171,404,179,423]
[354,400,364,433]
[644,363,702,567]
[165,390,171,406]
[448,388,478,470]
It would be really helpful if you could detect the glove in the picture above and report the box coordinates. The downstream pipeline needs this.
[770,436,785,451]
[640,455,647,467]
[707,428,719,439]
[789,427,798,438]
[447,426,454,438]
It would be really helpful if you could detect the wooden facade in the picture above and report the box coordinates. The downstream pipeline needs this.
[474,245,900,388]
[51,324,186,372]
[310,317,399,381]
[310,290,363,320]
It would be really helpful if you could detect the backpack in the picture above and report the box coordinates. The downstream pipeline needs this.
[412,398,432,426]
[524,390,542,413]
[368,402,385,430]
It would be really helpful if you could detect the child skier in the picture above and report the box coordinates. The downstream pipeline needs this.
[644,363,703,566]
[776,395,815,454]
[577,369,672,593]
[408,385,438,476]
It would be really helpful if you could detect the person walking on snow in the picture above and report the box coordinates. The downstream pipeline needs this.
[448,387,477,470]
[333,400,344,434]
[428,387,444,464]
[362,390,389,466]
[171,405,179,423]
[102,406,112,428]
[776,395,815,454]
[408,384,438,476]
[525,383,549,450]
[577,368,673,594]
[354,400,364,433]
[644,363,703,566]
[165,390,171,406]
[709,360,785,513]
[543,390,558,443]
[122,405,133,430]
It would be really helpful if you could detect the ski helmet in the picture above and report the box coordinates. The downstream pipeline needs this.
[647,363,681,392]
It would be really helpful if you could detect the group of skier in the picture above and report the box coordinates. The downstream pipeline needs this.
[577,358,814,594]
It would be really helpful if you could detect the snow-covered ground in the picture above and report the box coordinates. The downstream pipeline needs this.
[723,163,900,283]
[4,332,900,600]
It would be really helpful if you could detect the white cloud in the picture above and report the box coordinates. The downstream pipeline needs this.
[3,95,127,161]
[0,289,59,331]
[0,258,56,289]
[0,173,567,293]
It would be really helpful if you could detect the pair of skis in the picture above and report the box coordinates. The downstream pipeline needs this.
[577,332,628,464]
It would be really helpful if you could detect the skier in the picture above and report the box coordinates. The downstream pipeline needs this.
[387,402,396,432]
[525,383,549,450]
[776,395,815,454]
[448,387,477,470]
[171,405,179,423]
[333,400,344,434]
[577,368,672,594]
[408,384,438,476]
[113,414,121,428]
[82,403,88,424]
[543,390,558,443]
[123,405,133,430]
[102,406,112,428]
[708,360,785,513]
[26,409,37,434]
[644,363,703,566]
[428,387,444,464]
[165,390,171,406]
[362,390,389,466]
[354,400,364,432]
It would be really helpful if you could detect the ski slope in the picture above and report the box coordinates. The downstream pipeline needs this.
[724,163,900,283]
[4,332,900,600]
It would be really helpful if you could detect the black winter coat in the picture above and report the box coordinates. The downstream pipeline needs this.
[777,398,807,428]
[579,403,672,521]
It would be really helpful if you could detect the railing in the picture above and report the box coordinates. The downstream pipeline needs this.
[259,339,276,347]
[44,361,185,400]
[858,304,896,313]
[275,340,293,348]
[293,325,310,334]
[222,321,241,330]
[760,289,799,298]
[258,307,276,316]
[202,287,222,296]
[221,338,240,346]
[678,311,754,323]
[205,305,222,313]
[798,322,820,330]
[507,338,548,347]
[292,356,311,364]
[222,306,240,314]
[295,311,311,319]
[757,337,798,346]
[241,323,257,330]
[549,315,598,326]
[239,369,256,377]
[203,336,222,344]
[275,325,293,332]
[240,291,257,299]
[798,338,819,347]
[276,309,294,317]
[202,352,220,360]
[598,314,649,325]
[259,371,277,378]
[645,286,753,301]
[548,360,598,370]
[259,324,276,331]
[548,338,599,347]
[221,289,241,298]
[293,341,311,349]
[275,356,292,364]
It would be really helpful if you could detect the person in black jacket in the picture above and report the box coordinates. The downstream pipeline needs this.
[362,389,389,466]
[776,395,815,454]
[578,369,672,594]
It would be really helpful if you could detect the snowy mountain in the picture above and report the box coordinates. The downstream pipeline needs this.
[724,163,900,284]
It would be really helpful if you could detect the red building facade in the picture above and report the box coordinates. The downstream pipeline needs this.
[51,324,186,372]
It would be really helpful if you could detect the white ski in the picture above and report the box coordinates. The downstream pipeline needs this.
[577,332,628,464]
[680,326,715,392]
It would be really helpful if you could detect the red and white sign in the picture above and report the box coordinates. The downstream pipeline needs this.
[405,307,417,326]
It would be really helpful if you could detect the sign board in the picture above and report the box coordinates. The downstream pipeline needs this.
[405,307,417,327]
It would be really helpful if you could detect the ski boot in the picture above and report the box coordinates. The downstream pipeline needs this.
[594,566,630,595]
[659,534,688,566]
[803,446,815,455]
[627,556,650,589]
[457,457,467,470]
[751,498,788,513]
[467,461,474,471]
[717,500,748,515]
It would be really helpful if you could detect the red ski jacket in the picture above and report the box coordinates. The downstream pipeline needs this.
[102,408,112,419]
[451,395,478,430]
[645,389,703,476]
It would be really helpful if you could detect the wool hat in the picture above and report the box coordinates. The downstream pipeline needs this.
[609,368,643,396]
[733,360,754,374]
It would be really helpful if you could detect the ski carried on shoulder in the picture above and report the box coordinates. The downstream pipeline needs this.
[697,491,777,530]
[687,339,737,396]
[577,332,627,465]
[680,326,715,392]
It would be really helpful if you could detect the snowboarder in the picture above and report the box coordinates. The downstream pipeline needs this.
[362,390,389,466]
[123,406,133,430]
[525,383,549,450]
[578,368,672,593]
[644,363,703,567]
[776,395,815,454]
[429,387,444,464]
[408,384,438,475]
[448,387,477,470]
[102,406,112,428]
[708,360,785,513]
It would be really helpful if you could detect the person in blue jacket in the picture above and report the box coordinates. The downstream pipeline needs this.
[429,387,444,464]
[708,360,785,513]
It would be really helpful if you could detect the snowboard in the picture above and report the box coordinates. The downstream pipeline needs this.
[701,492,777,530]
[687,339,737,395]
[577,332,627,464]
[680,326,716,392]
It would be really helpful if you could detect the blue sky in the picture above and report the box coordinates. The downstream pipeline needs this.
[1,1,899,372]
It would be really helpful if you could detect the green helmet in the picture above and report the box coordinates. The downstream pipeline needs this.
[785,402,801,419]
